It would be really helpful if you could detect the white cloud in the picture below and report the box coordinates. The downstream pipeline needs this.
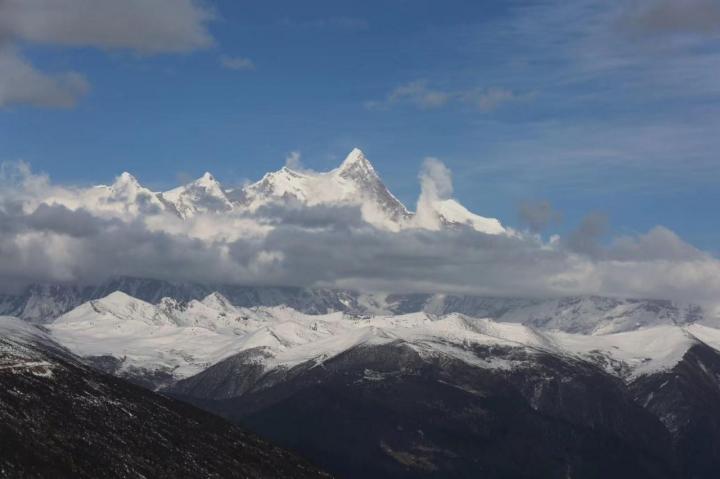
[2,160,720,312]
[367,81,519,112]
[415,157,453,229]
[0,47,89,108]
[0,0,215,108]
[220,55,256,71]
[461,87,517,112]
[284,151,303,170]
[366,80,451,110]
[419,157,454,200]
[0,0,214,53]
[278,16,369,31]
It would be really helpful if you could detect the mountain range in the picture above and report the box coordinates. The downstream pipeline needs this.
[1,285,718,478]
[37,148,506,234]
[3,150,720,478]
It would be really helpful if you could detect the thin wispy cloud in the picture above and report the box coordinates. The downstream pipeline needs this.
[220,55,256,71]
[366,80,520,112]
[365,80,451,110]
[416,0,720,196]
[518,200,562,233]
[284,151,306,171]
[462,87,519,112]
[278,16,369,31]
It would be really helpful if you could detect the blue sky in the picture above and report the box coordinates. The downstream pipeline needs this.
[1,0,719,252]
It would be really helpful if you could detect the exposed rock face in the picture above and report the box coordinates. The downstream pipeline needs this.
[631,343,720,478]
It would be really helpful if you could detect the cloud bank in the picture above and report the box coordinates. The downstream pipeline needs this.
[1,160,719,315]
[0,47,90,108]
[0,0,215,108]
[621,0,720,37]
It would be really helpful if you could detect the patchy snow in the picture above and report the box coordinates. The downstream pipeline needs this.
[0,316,61,378]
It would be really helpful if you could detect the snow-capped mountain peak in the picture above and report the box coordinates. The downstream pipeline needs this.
[239,148,412,229]
[113,171,141,188]
[200,292,237,313]
[428,198,506,233]
[44,290,720,386]
[246,166,312,203]
[78,172,167,218]
[162,171,233,218]
[334,148,377,178]
[33,148,506,233]
[195,171,219,187]
[55,290,173,327]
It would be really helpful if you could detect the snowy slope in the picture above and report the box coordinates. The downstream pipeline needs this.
[48,148,509,233]
[240,148,505,233]
[45,291,720,387]
[0,316,65,368]
[240,148,413,230]
[47,294,548,381]
[497,296,703,335]
[38,172,168,220]
[550,326,699,378]
[161,172,234,218]
[421,198,505,233]
[27,147,506,234]
[48,292,249,379]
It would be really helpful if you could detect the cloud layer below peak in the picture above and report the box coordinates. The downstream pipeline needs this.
[1,159,719,317]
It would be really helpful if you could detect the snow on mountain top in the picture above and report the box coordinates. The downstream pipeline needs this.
[43,290,720,383]
[496,296,702,335]
[429,199,506,234]
[335,148,377,176]
[26,148,507,234]
[200,292,236,312]
[80,172,166,218]
[197,172,218,186]
[49,294,246,379]
[107,173,153,199]
[54,291,174,328]
[427,314,552,349]
[114,172,141,187]
[550,325,698,378]
[240,148,413,230]
[162,172,233,218]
